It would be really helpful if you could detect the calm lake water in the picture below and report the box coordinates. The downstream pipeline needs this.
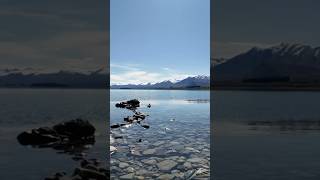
[0,88,108,180]
[213,90,320,180]
[110,89,210,179]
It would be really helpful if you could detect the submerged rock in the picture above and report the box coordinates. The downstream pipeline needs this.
[119,162,129,168]
[141,158,157,165]
[143,148,157,155]
[141,124,150,129]
[157,174,175,180]
[157,159,178,171]
[119,173,135,180]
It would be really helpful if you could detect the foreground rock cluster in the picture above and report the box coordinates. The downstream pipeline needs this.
[17,119,110,180]
[111,99,150,130]
[17,119,95,148]
[115,99,140,110]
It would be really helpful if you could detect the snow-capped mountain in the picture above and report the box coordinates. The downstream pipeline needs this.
[111,75,210,89]
[174,75,210,87]
[213,43,320,83]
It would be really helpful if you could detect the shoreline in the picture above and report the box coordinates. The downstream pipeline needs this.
[211,86,320,91]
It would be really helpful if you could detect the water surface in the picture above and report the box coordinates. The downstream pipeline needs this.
[110,89,210,179]
[213,90,320,180]
[0,88,107,180]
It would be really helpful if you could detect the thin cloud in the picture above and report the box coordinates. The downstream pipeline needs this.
[110,63,140,71]
[110,66,194,85]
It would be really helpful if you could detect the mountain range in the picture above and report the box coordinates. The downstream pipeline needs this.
[111,75,210,89]
[0,70,108,88]
[0,68,209,89]
[213,43,320,87]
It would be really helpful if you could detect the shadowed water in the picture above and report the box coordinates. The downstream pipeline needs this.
[213,90,320,180]
[0,88,107,180]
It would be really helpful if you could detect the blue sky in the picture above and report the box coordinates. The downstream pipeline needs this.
[111,0,210,85]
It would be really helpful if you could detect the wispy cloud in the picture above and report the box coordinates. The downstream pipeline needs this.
[110,64,194,85]
[110,63,139,71]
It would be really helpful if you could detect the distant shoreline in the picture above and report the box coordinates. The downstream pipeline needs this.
[111,87,210,91]
[0,87,210,90]
[211,83,320,91]
[0,86,108,90]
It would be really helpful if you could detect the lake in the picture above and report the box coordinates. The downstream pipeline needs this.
[213,90,320,180]
[110,89,210,179]
[0,88,108,180]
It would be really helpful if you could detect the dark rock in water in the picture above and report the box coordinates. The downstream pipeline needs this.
[17,131,60,145]
[133,114,146,120]
[127,99,140,107]
[53,119,95,139]
[115,103,126,108]
[141,124,150,129]
[124,116,134,122]
[115,99,140,110]
[17,119,95,154]
[110,124,121,129]
[113,99,151,131]
[114,136,123,139]
[147,104,151,108]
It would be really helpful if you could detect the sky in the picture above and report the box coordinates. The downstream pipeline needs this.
[212,0,320,58]
[0,0,108,74]
[110,0,210,85]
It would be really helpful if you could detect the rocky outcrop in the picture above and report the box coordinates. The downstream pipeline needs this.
[115,99,140,109]
[111,99,149,130]
[17,119,109,179]
[17,119,95,153]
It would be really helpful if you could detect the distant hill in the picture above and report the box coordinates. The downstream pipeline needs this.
[212,43,320,89]
[0,69,108,88]
[111,75,210,89]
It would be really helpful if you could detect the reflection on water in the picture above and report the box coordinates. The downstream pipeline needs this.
[213,90,320,180]
[110,90,210,179]
[248,119,320,132]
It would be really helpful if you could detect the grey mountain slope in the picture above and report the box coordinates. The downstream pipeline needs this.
[0,70,108,88]
[213,43,320,83]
